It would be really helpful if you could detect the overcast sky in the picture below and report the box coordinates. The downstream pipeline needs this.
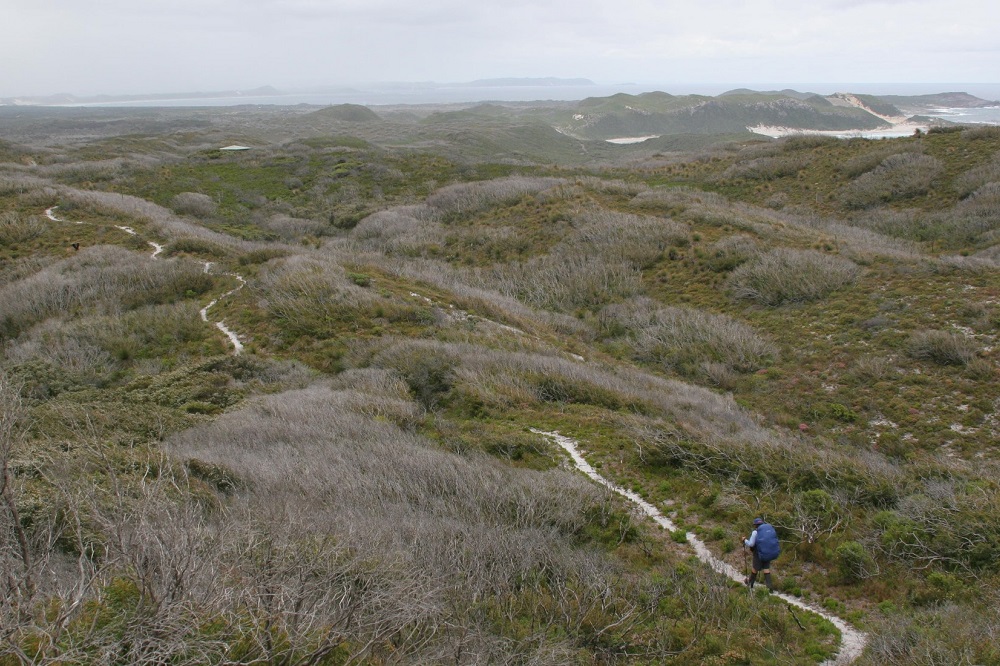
[4,0,999,97]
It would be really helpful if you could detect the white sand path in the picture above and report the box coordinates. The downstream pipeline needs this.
[42,206,245,354]
[200,263,246,354]
[46,205,165,255]
[532,429,868,665]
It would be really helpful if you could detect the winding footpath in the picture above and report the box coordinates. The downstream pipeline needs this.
[199,262,246,354]
[43,206,244,354]
[531,429,868,665]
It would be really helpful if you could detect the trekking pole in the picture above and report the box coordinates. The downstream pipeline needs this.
[787,604,806,631]
[742,545,748,580]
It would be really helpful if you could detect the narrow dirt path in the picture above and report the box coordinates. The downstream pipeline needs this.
[46,206,163,256]
[43,206,244,354]
[532,428,868,665]
[200,262,246,354]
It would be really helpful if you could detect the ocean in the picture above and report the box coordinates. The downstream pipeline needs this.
[923,106,1000,125]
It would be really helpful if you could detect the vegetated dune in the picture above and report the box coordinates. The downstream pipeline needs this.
[3,104,1000,665]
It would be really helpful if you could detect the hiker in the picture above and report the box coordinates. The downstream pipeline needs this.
[744,517,780,591]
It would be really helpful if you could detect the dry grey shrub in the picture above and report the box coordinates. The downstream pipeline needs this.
[0,246,211,339]
[0,211,46,244]
[461,207,689,312]
[425,176,565,215]
[353,253,595,340]
[631,185,732,211]
[851,355,895,382]
[253,255,374,326]
[953,150,1000,197]
[349,205,445,254]
[0,256,56,291]
[170,191,217,218]
[0,174,51,196]
[706,234,760,270]
[718,153,812,181]
[634,184,919,264]
[363,337,770,442]
[163,382,641,661]
[631,186,781,233]
[563,209,687,269]
[27,448,462,665]
[861,600,1000,666]
[907,329,978,366]
[1,371,33,607]
[34,156,147,183]
[727,248,861,305]
[5,318,118,378]
[51,185,248,251]
[599,297,776,373]
[259,212,329,240]
[474,253,642,312]
[168,381,606,541]
[837,145,923,178]
[802,216,923,262]
[962,125,1000,141]
[839,152,945,209]
[4,301,208,379]
[930,181,1000,243]
[573,176,650,196]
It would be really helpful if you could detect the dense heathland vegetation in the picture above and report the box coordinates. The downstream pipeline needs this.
[2,99,1000,665]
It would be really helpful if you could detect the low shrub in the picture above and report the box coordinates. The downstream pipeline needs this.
[727,248,860,305]
[565,209,688,269]
[165,237,231,259]
[0,211,46,244]
[705,234,759,272]
[907,329,977,366]
[839,153,944,209]
[426,176,564,216]
[953,151,1000,197]
[835,541,877,582]
[474,254,642,312]
[719,154,811,181]
[836,145,922,179]
[170,191,217,218]
[260,213,330,241]
[599,297,776,374]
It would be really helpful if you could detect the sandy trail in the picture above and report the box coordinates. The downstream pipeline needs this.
[532,429,868,665]
[199,264,246,354]
[42,206,244,354]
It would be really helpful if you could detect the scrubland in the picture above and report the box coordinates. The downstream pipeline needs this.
[2,106,1000,664]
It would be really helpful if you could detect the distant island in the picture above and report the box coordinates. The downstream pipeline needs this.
[459,77,596,88]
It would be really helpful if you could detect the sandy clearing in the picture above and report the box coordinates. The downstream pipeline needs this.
[748,122,928,139]
[606,135,660,144]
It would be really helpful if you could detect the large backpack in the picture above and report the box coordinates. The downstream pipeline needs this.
[755,523,781,561]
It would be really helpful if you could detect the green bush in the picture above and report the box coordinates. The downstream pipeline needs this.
[835,540,876,582]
